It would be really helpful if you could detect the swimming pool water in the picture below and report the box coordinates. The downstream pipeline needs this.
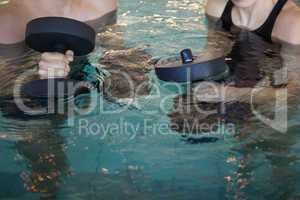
[1,0,300,199]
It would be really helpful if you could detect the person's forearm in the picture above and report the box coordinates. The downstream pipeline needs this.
[224,86,288,104]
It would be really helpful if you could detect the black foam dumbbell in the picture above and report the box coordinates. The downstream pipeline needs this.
[22,17,96,99]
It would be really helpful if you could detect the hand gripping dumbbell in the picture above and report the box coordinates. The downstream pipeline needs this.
[22,17,96,99]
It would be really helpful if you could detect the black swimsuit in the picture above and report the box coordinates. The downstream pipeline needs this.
[220,0,288,42]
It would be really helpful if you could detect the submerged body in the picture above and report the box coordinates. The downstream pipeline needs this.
[192,0,300,104]
[168,0,300,134]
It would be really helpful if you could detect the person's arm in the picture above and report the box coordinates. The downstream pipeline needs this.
[236,43,300,104]
[273,4,300,45]
[193,82,289,104]
[205,0,228,19]
[222,85,287,104]
[194,44,300,104]
[282,11,300,45]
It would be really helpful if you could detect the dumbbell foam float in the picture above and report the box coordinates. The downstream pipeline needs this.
[22,17,96,99]
[155,49,230,82]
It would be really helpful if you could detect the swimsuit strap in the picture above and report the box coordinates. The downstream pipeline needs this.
[220,0,234,31]
[254,0,288,42]
[220,0,288,42]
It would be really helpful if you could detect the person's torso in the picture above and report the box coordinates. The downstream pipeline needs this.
[0,0,117,58]
[220,0,289,43]
[0,0,117,46]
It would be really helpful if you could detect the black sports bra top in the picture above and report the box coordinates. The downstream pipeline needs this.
[220,0,288,42]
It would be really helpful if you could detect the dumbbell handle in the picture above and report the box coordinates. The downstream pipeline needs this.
[53,43,68,54]
[180,49,194,64]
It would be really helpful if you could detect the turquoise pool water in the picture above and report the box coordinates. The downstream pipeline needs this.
[1,0,300,199]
